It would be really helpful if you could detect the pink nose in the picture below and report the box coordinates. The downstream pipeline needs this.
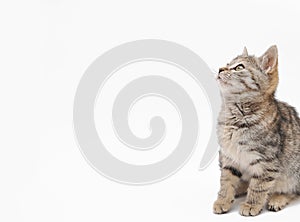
[217,70,231,81]
[218,67,229,74]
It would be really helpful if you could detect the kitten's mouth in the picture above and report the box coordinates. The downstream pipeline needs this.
[217,72,232,85]
[217,75,228,84]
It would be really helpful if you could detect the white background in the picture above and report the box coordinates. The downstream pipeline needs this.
[1,0,300,221]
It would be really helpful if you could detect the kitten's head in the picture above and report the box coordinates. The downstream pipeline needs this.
[217,46,279,100]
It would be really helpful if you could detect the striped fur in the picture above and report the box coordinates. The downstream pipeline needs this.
[213,46,300,216]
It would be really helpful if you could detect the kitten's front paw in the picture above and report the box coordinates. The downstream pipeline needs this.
[267,194,289,212]
[213,199,233,214]
[239,202,262,216]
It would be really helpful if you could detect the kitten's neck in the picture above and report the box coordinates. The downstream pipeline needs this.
[222,93,275,106]
[221,94,277,127]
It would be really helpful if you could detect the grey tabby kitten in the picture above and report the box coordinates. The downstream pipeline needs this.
[213,46,300,216]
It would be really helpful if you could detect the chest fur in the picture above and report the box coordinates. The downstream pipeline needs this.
[219,126,263,177]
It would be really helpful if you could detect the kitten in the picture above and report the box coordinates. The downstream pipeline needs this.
[213,46,300,216]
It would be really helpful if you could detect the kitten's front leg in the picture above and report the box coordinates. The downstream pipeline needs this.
[240,174,275,216]
[213,166,242,214]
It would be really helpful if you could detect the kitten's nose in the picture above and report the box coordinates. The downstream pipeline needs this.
[217,67,230,81]
[218,67,228,74]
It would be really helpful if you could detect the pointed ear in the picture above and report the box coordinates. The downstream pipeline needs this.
[242,47,248,56]
[259,45,278,74]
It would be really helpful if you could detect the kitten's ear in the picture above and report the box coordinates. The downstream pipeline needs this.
[242,47,248,56]
[259,45,278,74]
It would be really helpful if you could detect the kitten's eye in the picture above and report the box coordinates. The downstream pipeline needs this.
[234,64,245,71]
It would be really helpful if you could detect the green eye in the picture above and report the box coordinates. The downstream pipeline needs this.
[234,64,245,71]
